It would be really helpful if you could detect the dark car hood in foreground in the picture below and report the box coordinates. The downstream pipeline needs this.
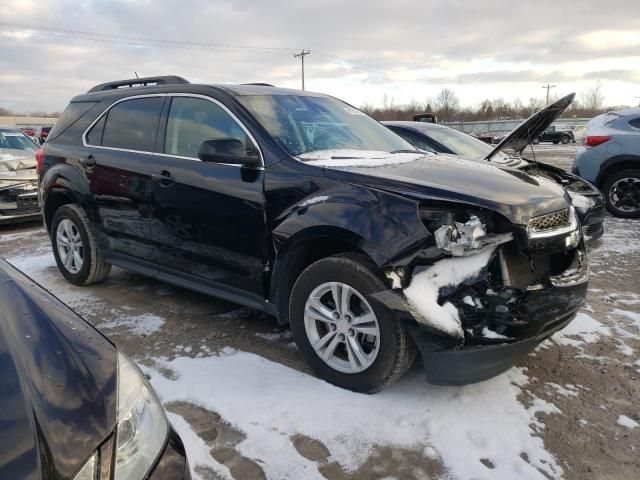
[0,259,117,480]
[319,152,569,225]
[485,93,575,161]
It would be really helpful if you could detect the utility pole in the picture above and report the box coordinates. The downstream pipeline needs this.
[542,83,556,105]
[294,50,310,90]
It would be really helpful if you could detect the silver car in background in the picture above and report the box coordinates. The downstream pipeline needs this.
[573,108,640,218]
[0,127,41,225]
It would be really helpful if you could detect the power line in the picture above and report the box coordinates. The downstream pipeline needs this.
[0,22,299,54]
[0,22,405,79]
[293,50,310,90]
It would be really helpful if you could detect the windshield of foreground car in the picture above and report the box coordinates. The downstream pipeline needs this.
[238,94,415,158]
[0,129,38,151]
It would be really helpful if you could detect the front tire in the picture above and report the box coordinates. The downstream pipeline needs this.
[560,135,570,144]
[51,204,111,285]
[289,254,415,393]
[602,169,640,218]
[532,137,540,145]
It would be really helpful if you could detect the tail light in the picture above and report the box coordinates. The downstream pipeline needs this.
[35,148,44,175]
[585,135,611,147]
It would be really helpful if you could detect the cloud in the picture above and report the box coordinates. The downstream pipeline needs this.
[1,0,639,111]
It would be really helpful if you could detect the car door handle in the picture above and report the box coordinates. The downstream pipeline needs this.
[151,171,175,187]
[81,155,96,166]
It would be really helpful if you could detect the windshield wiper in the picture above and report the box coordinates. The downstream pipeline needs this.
[389,149,420,154]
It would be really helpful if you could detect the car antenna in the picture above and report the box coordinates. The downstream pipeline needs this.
[134,71,139,79]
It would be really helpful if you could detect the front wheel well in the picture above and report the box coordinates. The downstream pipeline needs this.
[44,190,74,232]
[597,159,640,188]
[270,237,376,325]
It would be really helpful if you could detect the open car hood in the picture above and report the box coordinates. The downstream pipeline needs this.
[0,150,37,185]
[484,93,575,161]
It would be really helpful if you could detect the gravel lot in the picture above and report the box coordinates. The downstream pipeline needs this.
[1,144,638,480]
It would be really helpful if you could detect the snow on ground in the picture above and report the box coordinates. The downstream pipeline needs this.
[6,250,106,316]
[616,415,639,429]
[147,350,562,480]
[551,312,611,348]
[595,217,640,256]
[98,312,165,336]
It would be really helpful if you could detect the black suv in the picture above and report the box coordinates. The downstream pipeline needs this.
[532,125,575,145]
[39,76,589,393]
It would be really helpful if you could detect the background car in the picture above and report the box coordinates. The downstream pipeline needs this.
[0,257,190,480]
[19,126,36,137]
[383,95,606,242]
[0,127,41,225]
[573,107,640,218]
[35,125,52,144]
[532,125,575,144]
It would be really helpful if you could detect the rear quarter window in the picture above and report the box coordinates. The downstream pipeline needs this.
[628,118,640,130]
[99,97,164,151]
[47,101,98,142]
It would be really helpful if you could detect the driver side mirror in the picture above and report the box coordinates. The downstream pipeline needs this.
[197,138,261,167]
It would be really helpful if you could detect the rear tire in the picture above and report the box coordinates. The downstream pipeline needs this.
[532,137,540,145]
[51,204,111,285]
[560,135,570,144]
[602,169,640,218]
[289,254,416,393]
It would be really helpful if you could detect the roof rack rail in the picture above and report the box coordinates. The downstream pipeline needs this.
[242,82,275,87]
[87,76,190,93]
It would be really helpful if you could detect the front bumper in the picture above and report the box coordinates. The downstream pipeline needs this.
[377,241,589,385]
[408,281,586,385]
[0,191,41,225]
[575,193,605,243]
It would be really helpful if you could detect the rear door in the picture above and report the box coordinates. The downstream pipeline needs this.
[148,94,266,296]
[83,95,164,260]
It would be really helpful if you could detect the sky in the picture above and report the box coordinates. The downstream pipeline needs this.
[1,0,639,113]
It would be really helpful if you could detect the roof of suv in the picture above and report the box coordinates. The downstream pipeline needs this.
[72,76,326,103]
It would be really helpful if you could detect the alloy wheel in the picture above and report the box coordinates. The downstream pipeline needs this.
[56,218,84,274]
[610,177,640,213]
[304,281,380,374]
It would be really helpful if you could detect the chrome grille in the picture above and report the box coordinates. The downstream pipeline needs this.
[528,209,571,233]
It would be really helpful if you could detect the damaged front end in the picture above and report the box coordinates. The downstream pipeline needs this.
[374,203,588,385]
[0,156,40,225]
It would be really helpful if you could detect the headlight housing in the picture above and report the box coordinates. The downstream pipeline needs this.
[114,352,168,479]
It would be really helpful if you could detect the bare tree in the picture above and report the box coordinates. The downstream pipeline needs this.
[512,98,524,119]
[433,88,460,122]
[580,81,605,112]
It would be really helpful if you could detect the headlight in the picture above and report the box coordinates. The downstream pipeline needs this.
[72,452,98,480]
[115,352,168,479]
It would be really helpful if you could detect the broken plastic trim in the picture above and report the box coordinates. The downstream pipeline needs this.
[434,215,513,256]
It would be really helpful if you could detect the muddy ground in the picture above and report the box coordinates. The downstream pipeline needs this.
[0,144,638,479]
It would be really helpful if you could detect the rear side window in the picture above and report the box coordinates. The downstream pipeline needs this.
[629,118,640,129]
[47,101,98,142]
[99,97,163,151]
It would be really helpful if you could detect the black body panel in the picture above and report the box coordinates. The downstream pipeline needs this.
[0,258,117,480]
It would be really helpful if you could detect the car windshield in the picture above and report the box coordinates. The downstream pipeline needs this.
[420,126,498,159]
[0,129,38,151]
[238,94,414,158]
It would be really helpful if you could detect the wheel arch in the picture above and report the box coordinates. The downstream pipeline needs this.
[595,154,640,188]
[269,227,381,325]
[41,163,91,232]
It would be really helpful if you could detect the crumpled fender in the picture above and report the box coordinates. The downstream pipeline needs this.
[271,183,429,267]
